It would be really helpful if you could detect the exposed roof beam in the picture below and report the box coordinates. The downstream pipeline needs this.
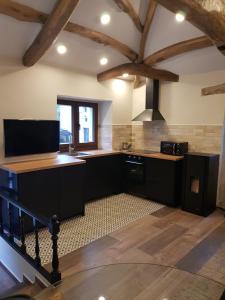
[23,0,80,66]
[139,0,157,61]
[0,1,138,62]
[144,36,214,65]
[202,82,225,96]
[154,0,225,55]
[97,63,179,82]
[133,76,145,89]
[0,0,48,23]
[135,1,157,89]
[113,0,143,32]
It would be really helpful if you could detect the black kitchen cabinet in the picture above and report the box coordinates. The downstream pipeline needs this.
[84,154,123,202]
[0,164,85,233]
[123,154,183,206]
[145,158,183,206]
[182,153,219,216]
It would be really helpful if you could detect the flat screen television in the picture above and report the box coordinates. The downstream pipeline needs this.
[4,119,60,157]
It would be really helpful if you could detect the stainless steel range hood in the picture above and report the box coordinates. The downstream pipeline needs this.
[132,79,165,122]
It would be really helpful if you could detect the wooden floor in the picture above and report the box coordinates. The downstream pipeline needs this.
[53,206,225,287]
[2,206,225,298]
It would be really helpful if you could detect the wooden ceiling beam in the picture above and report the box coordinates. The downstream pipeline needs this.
[154,0,225,55]
[202,83,225,96]
[134,0,157,89]
[113,0,143,32]
[139,0,157,61]
[144,36,214,65]
[97,63,179,82]
[23,0,80,66]
[0,0,48,23]
[0,1,138,62]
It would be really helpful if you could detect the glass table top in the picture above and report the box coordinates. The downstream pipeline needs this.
[34,263,225,300]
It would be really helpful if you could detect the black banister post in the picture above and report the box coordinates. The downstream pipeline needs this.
[19,209,26,254]
[49,215,61,284]
[33,218,41,267]
[0,197,3,235]
[8,202,14,242]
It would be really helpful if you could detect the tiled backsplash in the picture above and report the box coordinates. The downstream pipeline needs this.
[112,125,132,150]
[132,122,222,154]
[98,125,112,150]
[99,123,222,154]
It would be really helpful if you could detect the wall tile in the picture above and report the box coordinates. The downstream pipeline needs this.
[132,123,222,154]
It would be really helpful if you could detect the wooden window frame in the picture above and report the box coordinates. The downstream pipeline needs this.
[57,99,98,152]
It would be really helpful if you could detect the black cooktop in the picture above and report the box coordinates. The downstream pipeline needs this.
[126,149,158,154]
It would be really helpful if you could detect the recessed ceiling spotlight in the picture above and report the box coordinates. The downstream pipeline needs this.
[100,13,111,25]
[100,57,108,65]
[56,44,67,55]
[122,73,129,78]
[175,11,185,22]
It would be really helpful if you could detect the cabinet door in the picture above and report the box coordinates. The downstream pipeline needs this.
[18,169,60,218]
[84,155,123,202]
[103,155,123,195]
[59,164,85,219]
[145,158,178,206]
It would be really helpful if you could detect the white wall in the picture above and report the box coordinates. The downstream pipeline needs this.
[0,237,50,286]
[132,69,225,125]
[0,63,133,162]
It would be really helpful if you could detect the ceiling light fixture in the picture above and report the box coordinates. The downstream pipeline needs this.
[100,13,111,25]
[56,44,67,55]
[100,57,108,65]
[175,11,185,22]
[122,73,129,78]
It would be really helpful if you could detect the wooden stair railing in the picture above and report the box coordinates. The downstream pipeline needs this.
[0,189,61,285]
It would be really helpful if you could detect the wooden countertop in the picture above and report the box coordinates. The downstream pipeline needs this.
[0,155,86,174]
[74,149,121,159]
[124,151,184,161]
[0,149,183,174]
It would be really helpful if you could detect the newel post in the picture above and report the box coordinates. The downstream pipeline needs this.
[49,215,61,284]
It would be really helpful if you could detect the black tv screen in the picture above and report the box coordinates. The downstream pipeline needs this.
[4,119,60,157]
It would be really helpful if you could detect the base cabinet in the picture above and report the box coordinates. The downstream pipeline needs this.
[145,158,183,206]
[124,155,183,207]
[0,164,85,234]
[84,155,123,202]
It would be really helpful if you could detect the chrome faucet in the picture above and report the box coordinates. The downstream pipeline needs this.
[69,144,75,154]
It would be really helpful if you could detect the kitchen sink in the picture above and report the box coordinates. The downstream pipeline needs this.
[69,152,89,157]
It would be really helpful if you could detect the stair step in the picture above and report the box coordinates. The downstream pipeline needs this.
[0,263,19,296]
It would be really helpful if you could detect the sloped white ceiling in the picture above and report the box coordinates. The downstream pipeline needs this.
[0,0,225,75]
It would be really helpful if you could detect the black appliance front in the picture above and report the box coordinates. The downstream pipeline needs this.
[124,155,146,197]
[182,152,219,217]
[160,141,188,156]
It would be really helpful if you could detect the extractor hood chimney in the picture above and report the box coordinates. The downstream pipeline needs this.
[132,79,165,122]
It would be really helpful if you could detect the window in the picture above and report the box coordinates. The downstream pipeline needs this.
[57,100,98,151]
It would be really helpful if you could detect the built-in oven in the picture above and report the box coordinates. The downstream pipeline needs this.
[124,155,146,197]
